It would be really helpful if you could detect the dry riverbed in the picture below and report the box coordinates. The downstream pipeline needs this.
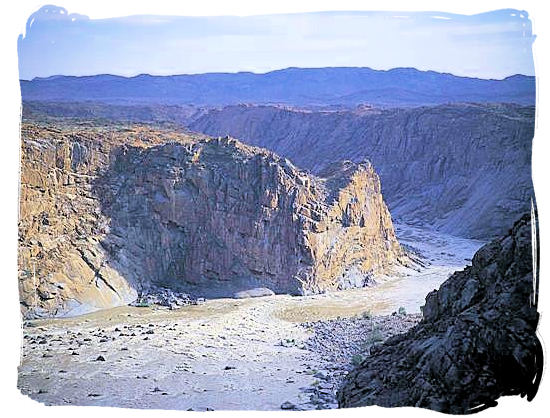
[18,225,482,411]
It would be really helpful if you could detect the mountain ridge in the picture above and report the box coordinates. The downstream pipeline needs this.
[21,67,535,108]
[25,67,534,83]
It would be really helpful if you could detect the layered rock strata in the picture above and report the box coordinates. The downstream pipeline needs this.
[190,103,535,240]
[337,214,542,413]
[19,123,405,317]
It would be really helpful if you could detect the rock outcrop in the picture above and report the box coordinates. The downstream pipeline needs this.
[19,122,405,317]
[19,124,138,318]
[22,102,536,240]
[190,103,535,240]
[337,214,542,413]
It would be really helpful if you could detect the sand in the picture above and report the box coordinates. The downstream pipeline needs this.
[17,225,482,411]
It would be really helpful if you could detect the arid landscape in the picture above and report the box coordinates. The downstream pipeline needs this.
[16,5,541,414]
[19,220,481,411]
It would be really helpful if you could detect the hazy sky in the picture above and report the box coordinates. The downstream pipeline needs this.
[18,5,535,80]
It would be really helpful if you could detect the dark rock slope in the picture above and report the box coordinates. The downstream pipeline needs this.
[337,214,542,413]
[190,103,535,240]
[19,122,405,317]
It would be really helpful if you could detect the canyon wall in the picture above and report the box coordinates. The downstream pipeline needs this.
[337,214,541,413]
[190,103,535,239]
[19,123,404,317]
[19,125,137,318]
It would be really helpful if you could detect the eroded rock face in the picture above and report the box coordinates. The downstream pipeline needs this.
[19,123,404,317]
[305,160,404,292]
[19,125,138,318]
[190,103,535,240]
[337,214,542,413]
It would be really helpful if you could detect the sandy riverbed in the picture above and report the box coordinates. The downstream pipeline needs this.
[17,225,482,411]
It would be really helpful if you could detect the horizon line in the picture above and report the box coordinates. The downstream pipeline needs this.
[20,66,536,83]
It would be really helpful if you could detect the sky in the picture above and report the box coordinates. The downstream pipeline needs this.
[17,5,535,80]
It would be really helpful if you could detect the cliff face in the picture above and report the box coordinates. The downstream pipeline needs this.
[190,103,535,240]
[337,214,542,413]
[19,123,404,317]
[19,125,137,318]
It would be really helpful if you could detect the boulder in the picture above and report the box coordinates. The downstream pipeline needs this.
[233,288,275,299]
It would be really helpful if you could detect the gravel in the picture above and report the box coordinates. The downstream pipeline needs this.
[298,312,422,408]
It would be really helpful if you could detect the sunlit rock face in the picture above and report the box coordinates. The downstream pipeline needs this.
[338,214,541,413]
[19,125,139,319]
[19,124,405,318]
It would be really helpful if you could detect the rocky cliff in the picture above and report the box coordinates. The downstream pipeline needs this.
[19,122,405,317]
[337,214,542,413]
[190,103,535,240]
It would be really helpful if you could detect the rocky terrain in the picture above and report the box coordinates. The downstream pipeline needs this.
[22,101,206,126]
[18,68,539,412]
[18,296,324,411]
[18,203,488,411]
[19,123,145,318]
[18,295,423,411]
[190,103,535,240]
[337,214,542,413]
[18,220,482,411]
[19,121,406,318]
[297,312,422,408]
[22,102,536,240]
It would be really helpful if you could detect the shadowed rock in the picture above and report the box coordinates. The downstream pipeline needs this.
[337,214,542,413]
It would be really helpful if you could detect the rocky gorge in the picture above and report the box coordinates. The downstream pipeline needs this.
[190,103,535,240]
[17,68,540,413]
[17,117,542,413]
[19,121,406,318]
[23,101,536,240]
[17,109,541,413]
[18,220,484,411]
[19,214,539,412]
[15,4,545,410]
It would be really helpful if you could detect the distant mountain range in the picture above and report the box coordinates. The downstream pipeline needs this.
[20,67,535,108]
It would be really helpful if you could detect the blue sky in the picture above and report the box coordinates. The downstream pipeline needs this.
[18,5,535,80]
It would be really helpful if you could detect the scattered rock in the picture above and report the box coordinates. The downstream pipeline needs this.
[131,287,194,309]
[281,401,296,410]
